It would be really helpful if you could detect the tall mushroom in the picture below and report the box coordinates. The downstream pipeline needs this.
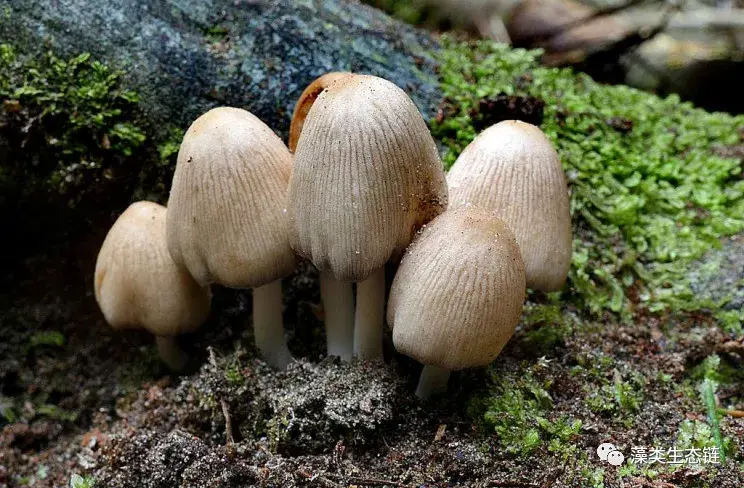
[167,107,296,370]
[94,201,211,371]
[289,72,355,361]
[287,74,447,360]
[447,120,571,291]
[388,207,526,399]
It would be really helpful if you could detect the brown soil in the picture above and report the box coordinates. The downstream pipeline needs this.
[1,242,743,488]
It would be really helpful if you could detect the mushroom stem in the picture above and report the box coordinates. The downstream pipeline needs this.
[319,272,354,360]
[415,365,451,400]
[155,335,189,372]
[353,267,385,360]
[252,280,293,370]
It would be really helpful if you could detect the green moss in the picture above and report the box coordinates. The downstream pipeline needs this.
[70,474,95,488]
[434,38,744,319]
[27,330,65,349]
[224,359,245,387]
[715,309,744,336]
[520,300,575,355]
[584,370,646,420]
[470,367,581,457]
[0,44,147,205]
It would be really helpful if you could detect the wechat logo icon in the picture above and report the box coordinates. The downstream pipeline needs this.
[597,443,625,466]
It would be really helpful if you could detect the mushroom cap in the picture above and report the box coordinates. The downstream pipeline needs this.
[94,201,211,337]
[287,74,448,282]
[167,107,296,289]
[447,120,571,292]
[388,206,525,371]
[289,72,352,153]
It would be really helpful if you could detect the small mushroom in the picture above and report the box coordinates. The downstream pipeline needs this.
[94,201,211,371]
[287,74,448,360]
[388,207,526,399]
[167,107,296,370]
[447,120,572,291]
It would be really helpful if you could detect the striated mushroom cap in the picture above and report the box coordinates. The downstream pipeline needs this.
[289,72,352,153]
[287,74,448,282]
[388,207,525,371]
[94,201,211,337]
[167,107,295,289]
[447,120,571,292]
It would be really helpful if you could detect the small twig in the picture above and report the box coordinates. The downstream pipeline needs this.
[717,340,744,356]
[208,347,234,445]
[346,477,408,487]
[720,409,744,418]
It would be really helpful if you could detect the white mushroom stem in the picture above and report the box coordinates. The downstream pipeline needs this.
[155,335,189,372]
[252,280,293,370]
[415,365,451,400]
[353,267,386,360]
[319,272,354,360]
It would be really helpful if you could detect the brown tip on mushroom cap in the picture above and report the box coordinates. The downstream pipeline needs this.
[287,74,448,282]
[447,120,571,292]
[167,107,296,289]
[388,206,525,371]
[289,72,352,153]
[94,201,211,336]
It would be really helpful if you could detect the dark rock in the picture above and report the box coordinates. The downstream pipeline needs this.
[1,0,441,139]
[688,234,744,313]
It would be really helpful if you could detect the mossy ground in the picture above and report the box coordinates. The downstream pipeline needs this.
[1,39,743,487]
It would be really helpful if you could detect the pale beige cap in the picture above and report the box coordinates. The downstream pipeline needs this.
[94,201,211,336]
[388,206,525,370]
[447,120,571,292]
[167,107,296,289]
[289,72,351,153]
[286,74,448,282]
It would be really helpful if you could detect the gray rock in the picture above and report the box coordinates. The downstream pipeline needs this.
[688,234,744,312]
[1,0,441,138]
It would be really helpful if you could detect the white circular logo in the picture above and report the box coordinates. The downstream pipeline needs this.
[607,450,625,466]
[597,443,616,461]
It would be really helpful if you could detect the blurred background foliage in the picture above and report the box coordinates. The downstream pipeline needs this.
[365,0,744,114]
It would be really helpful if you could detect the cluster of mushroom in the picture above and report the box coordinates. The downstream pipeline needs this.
[93,72,571,399]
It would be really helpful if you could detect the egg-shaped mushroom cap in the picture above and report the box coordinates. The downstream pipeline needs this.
[167,107,296,289]
[388,207,525,371]
[289,72,351,153]
[287,74,448,282]
[94,201,211,337]
[447,120,571,292]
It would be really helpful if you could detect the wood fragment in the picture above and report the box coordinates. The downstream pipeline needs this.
[208,347,234,446]
[720,409,744,418]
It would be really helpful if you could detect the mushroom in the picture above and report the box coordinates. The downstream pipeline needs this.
[288,72,351,153]
[167,107,296,370]
[287,74,447,360]
[387,206,526,399]
[289,72,356,360]
[447,120,571,291]
[94,201,211,371]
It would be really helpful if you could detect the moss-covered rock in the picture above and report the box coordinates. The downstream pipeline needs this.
[433,38,744,324]
[0,0,440,138]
